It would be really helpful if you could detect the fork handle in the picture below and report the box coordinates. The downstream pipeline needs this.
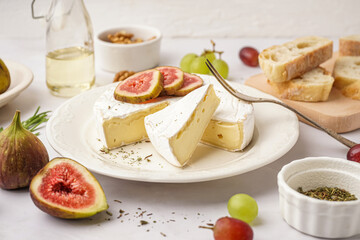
[264,99,357,148]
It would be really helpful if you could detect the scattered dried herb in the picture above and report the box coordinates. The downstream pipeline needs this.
[117,209,125,219]
[298,186,357,201]
[100,146,110,154]
[140,220,149,225]
[144,154,152,159]
[138,210,147,217]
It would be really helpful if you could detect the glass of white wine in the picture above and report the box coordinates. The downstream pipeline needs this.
[44,0,95,97]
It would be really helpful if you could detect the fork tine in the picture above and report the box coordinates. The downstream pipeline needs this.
[206,61,241,100]
[206,60,259,103]
[206,61,234,93]
[205,59,237,93]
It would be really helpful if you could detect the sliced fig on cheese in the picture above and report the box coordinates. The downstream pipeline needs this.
[174,73,203,96]
[156,66,184,95]
[114,69,163,103]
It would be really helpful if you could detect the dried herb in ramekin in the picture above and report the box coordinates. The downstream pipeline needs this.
[297,187,357,201]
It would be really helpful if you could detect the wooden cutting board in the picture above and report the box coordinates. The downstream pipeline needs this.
[244,52,360,133]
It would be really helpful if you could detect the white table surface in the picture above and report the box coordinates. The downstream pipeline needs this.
[0,37,359,240]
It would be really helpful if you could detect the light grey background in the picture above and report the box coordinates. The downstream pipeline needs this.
[1,0,359,39]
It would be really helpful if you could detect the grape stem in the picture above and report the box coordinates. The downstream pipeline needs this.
[199,226,214,230]
[202,49,224,55]
[201,40,224,59]
[211,39,216,52]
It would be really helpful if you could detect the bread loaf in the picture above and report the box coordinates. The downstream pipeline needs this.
[333,56,360,100]
[259,36,333,83]
[268,67,334,102]
[339,35,360,56]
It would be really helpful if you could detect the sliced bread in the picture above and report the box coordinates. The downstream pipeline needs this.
[333,56,360,100]
[333,56,360,89]
[339,35,360,56]
[259,36,333,83]
[268,67,334,102]
[341,81,360,100]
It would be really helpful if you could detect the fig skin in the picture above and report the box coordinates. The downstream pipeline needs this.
[114,69,164,103]
[0,58,11,94]
[30,157,108,219]
[0,111,49,189]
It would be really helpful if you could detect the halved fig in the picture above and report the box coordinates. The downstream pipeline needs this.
[114,69,163,103]
[174,73,203,96]
[156,66,184,95]
[30,157,108,219]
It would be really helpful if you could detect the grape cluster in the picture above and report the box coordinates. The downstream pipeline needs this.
[180,41,229,79]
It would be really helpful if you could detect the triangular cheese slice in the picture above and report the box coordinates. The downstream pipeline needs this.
[144,84,220,167]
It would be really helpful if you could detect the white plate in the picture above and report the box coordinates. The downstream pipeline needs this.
[0,60,33,108]
[46,81,299,183]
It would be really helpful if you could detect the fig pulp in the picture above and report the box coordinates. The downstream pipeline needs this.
[114,69,163,103]
[0,111,49,189]
[30,157,108,219]
[156,66,184,95]
[174,73,203,96]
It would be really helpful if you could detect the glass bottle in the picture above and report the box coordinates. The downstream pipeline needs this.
[44,0,95,97]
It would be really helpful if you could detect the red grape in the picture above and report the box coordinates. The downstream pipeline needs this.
[347,144,360,163]
[239,47,259,67]
[213,217,253,240]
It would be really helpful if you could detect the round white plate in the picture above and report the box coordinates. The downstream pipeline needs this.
[0,60,33,108]
[46,80,299,183]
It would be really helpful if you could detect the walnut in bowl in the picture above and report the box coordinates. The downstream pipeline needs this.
[96,25,161,73]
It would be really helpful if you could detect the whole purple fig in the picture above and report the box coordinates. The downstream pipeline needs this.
[0,110,49,189]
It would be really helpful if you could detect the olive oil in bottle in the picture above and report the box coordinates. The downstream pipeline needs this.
[46,47,95,97]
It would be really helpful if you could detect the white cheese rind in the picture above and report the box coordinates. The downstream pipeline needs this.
[144,84,219,167]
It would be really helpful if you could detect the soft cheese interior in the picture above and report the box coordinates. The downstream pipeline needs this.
[93,75,255,152]
[202,89,254,151]
[144,84,220,167]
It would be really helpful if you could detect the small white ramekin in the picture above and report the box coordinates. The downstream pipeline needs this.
[96,25,162,73]
[277,157,360,238]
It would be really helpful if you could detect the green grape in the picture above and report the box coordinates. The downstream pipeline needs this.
[190,56,209,74]
[180,53,198,73]
[212,59,229,79]
[227,193,258,224]
[203,52,216,63]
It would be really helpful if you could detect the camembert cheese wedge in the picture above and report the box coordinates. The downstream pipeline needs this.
[144,84,220,167]
[94,86,169,149]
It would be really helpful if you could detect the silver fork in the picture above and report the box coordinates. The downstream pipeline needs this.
[205,59,357,148]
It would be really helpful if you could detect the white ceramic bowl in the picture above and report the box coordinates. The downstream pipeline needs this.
[277,157,360,238]
[0,60,33,108]
[96,25,162,73]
